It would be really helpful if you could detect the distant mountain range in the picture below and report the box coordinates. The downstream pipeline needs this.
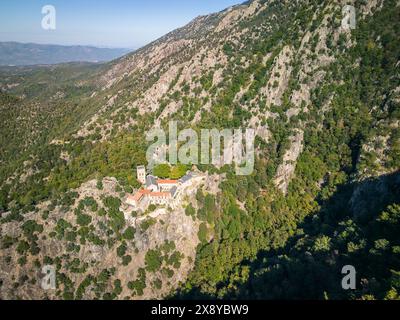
[0,42,131,66]
[0,0,399,301]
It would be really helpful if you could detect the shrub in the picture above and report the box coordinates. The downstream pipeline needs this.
[145,249,162,272]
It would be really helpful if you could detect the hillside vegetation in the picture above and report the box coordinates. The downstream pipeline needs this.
[0,0,399,300]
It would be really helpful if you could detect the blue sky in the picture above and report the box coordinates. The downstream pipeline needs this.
[0,0,243,48]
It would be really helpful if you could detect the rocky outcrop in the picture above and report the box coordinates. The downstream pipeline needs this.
[349,171,400,219]
[0,171,222,300]
[274,129,304,194]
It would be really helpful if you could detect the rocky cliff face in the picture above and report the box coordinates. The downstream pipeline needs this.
[0,172,221,299]
[0,0,399,300]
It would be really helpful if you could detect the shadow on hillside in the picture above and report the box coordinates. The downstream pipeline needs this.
[172,170,400,300]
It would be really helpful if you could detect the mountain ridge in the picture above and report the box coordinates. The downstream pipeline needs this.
[0,0,399,300]
[0,41,131,66]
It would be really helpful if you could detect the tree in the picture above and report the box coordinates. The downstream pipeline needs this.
[122,255,132,266]
[313,236,331,252]
[170,164,188,179]
[198,223,208,243]
[117,243,127,257]
[127,268,147,296]
[77,214,92,227]
[0,189,7,211]
[123,226,136,240]
[96,179,103,190]
[167,251,184,269]
[153,164,171,178]
[145,249,162,272]
[103,196,121,210]
[22,220,43,237]
[185,204,196,217]
[113,279,122,295]
[196,189,205,206]
[16,241,30,255]
[108,208,125,232]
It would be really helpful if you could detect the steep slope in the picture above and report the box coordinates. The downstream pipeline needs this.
[0,0,399,300]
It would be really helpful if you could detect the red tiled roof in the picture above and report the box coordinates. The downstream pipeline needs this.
[133,192,144,201]
[129,188,173,201]
[128,192,143,202]
[128,189,152,202]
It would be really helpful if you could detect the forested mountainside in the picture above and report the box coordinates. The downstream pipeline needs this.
[0,0,399,300]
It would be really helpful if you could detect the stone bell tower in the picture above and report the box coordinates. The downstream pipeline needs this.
[137,165,146,185]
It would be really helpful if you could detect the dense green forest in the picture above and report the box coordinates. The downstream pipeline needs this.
[176,0,400,300]
[0,0,399,300]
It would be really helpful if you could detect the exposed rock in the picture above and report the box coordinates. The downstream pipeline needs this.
[0,171,222,300]
[274,129,304,194]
